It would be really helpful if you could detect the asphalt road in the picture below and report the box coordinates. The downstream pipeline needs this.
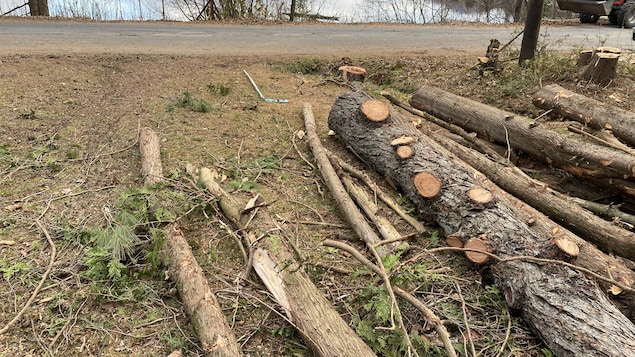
[1,18,634,56]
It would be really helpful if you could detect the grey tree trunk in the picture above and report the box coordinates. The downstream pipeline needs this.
[327,91,635,357]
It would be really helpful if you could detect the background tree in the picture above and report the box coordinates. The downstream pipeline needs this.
[28,0,49,16]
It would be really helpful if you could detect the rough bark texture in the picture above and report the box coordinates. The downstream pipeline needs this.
[165,224,242,357]
[328,91,635,356]
[139,127,164,184]
[428,131,635,319]
[581,52,619,86]
[194,167,378,357]
[427,130,635,262]
[410,85,635,180]
[533,84,635,147]
[138,128,241,357]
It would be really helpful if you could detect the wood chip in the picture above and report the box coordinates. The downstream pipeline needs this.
[390,136,415,146]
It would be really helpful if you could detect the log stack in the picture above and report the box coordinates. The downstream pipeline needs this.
[328,91,635,357]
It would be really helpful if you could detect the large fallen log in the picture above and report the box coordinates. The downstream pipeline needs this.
[138,127,242,357]
[409,85,635,181]
[189,165,378,357]
[328,92,635,356]
[533,84,635,147]
[426,131,635,317]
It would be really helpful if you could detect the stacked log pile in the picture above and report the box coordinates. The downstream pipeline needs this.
[327,87,635,356]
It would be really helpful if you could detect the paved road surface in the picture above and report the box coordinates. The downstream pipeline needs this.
[1,18,634,56]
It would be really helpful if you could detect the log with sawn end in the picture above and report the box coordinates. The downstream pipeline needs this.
[409,85,635,182]
[328,91,635,357]
[533,83,635,148]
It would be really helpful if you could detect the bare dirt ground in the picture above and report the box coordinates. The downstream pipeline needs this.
[1,27,635,356]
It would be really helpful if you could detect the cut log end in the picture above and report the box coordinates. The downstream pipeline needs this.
[396,145,414,159]
[360,99,390,122]
[464,237,490,264]
[413,172,442,198]
[446,234,464,248]
[390,135,416,146]
[554,235,580,257]
[467,187,494,204]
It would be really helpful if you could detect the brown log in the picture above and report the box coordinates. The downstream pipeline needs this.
[409,85,635,180]
[193,166,378,357]
[138,128,241,357]
[533,84,635,147]
[577,50,593,66]
[139,127,164,184]
[328,91,635,356]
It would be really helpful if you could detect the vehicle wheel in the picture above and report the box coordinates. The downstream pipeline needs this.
[609,11,619,24]
[580,13,600,23]
[618,1,635,28]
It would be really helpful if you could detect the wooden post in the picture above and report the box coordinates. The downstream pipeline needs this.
[519,0,544,65]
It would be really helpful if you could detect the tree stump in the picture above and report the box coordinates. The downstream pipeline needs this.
[581,47,621,86]
[338,65,367,82]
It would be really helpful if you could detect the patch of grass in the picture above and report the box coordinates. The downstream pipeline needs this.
[170,92,212,113]
[207,83,231,96]
[279,57,325,74]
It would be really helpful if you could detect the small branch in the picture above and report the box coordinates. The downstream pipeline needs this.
[323,239,457,357]
[0,220,57,335]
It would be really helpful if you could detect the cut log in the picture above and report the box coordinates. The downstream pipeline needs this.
[581,47,620,86]
[533,84,635,147]
[360,99,390,122]
[328,91,635,356]
[409,85,635,181]
[464,237,490,264]
[396,145,414,159]
[429,131,635,319]
[138,128,241,357]
[193,166,378,357]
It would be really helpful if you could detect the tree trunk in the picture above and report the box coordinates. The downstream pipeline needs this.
[138,128,241,357]
[409,85,635,181]
[28,0,49,16]
[428,132,635,318]
[533,84,635,147]
[519,0,543,64]
[192,166,378,357]
[328,91,635,357]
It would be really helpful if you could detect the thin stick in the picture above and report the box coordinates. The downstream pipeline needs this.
[323,239,457,357]
[0,220,57,334]
[455,283,476,357]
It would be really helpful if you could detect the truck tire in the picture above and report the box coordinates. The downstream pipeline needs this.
[618,1,635,28]
[580,13,600,23]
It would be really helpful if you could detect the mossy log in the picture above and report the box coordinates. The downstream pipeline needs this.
[328,92,635,357]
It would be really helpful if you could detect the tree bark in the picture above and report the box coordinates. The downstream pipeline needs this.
[533,84,635,147]
[28,0,49,16]
[328,91,635,357]
[192,166,378,357]
[409,85,635,181]
[138,128,241,357]
[428,131,635,318]
[519,0,543,64]
[580,48,620,86]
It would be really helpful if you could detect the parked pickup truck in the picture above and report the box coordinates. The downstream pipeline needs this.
[557,0,635,27]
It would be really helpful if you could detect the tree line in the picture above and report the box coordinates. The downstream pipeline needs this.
[1,0,574,23]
